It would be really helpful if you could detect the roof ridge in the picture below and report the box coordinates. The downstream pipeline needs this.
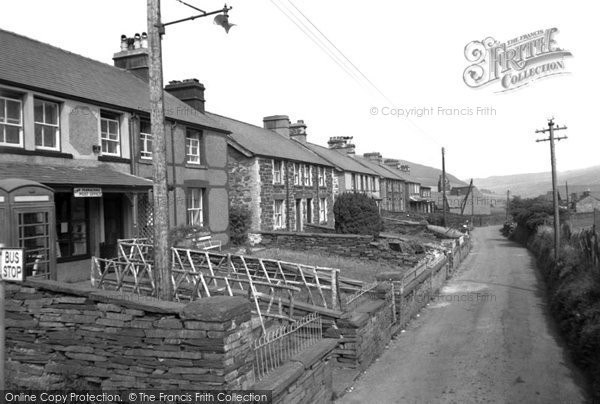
[0,28,139,79]
[206,111,279,133]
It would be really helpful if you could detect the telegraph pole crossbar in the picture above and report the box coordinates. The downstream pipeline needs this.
[535,118,567,263]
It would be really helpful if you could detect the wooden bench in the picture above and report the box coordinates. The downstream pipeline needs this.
[196,235,222,251]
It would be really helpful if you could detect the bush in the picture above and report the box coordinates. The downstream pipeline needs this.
[229,205,252,246]
[333,193,384,235]
[169,224,209,248]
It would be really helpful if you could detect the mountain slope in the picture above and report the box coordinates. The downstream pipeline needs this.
[474,165,600,197]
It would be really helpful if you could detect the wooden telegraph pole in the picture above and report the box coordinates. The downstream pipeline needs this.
[146,1,232,299]
[506,190,510,221]
[148,0,172,299]
[441,147,447,227]
[536,118,568,263]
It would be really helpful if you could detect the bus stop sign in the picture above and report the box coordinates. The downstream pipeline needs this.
[0,248,25,282]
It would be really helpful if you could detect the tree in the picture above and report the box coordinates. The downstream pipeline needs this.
[333,193,384,235]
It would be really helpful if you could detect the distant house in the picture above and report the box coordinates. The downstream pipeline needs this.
[574,191,600,213]
[383,159,432,213]
[0,29,230,282]
[356,152,407,213]
[212,114,335,232]
[295,134,381,203]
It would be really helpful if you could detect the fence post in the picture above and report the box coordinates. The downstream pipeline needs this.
[390,281,397,324]
[331,269,341,311]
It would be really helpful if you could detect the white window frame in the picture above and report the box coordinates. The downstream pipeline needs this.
[318,167,325,186]
[187,188,204,226]
[273,159,283,184]
[308,166,313,186]
[186,130,201,164]
[140,121,152,160]
[294,163,300,186]
[319,198,327,223]
[34,99,60,151]
[274,200,284,229]
[0,95,23,147]
[303,164,310,186]
[100,115,121,156]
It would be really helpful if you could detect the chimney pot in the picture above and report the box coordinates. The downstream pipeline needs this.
[113,33,150,81]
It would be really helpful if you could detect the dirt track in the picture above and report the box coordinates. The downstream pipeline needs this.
[338,226,590,403]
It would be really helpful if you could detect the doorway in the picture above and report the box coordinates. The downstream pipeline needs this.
[102,194,123,259]
[295,199,302,232]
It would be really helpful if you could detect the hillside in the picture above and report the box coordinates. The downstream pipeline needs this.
[473,165,600,197]
[393,158,467,189]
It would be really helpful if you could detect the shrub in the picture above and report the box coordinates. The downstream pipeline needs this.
[229,205,252,246]
[333,193,384,235]
[169,224,209,248]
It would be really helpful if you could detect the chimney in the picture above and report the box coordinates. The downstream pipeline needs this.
[328,136,355,155]
[363,152,383,164]
[383,158,400,169]
[290,120,307,143]
[164,79,206,113]
[263,115,290,138]
[113,33,149,82]
[399,164,410,174]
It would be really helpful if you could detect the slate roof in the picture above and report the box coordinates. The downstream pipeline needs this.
[301,143,378,176]
[206,113,332,166]
[353,156,407,182]
[0,29,227,133]
[0,163,152,188]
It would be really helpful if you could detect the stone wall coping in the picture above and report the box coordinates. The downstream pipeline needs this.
[258,231,373,240]
[291,338,338,370]
[181,296,251,322]
[251,339,337,394]
[24,280,186,314]
[23,280,250,318]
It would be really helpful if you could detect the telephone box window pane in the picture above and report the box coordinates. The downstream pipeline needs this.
[18,212,50,277]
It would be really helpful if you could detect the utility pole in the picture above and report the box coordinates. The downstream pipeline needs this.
[148,0,172,299]
[441,147,447,227]
[536,118,568,263]
[146,0,232,300]
[565,181,569,211]
[506,190,510,221]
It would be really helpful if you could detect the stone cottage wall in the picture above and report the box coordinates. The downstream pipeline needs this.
[227,148,261,231]
[256,158,335,231]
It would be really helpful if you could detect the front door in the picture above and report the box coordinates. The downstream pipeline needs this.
[102,194,123,259]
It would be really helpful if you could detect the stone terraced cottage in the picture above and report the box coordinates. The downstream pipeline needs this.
[208,114,336,232]
[297,135,382,204]
[354,152,408,213]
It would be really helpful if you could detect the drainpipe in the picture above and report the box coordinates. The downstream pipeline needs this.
[170,122,178,226]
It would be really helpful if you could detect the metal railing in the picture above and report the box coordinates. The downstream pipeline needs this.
[253,313,322,381]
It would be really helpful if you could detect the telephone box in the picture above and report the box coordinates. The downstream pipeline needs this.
[0,178,56,280]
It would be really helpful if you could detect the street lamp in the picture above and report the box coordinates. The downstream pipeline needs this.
[147,0,233,300]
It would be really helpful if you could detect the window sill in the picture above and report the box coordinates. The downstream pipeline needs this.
[98,155,131,163]
[0,146,73,159]
[184,163,207,170]
[138,159,153,165]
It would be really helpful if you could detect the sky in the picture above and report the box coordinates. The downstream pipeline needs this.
[1,0,597,180]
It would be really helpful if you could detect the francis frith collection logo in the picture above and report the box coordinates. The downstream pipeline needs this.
[463,28,572,92]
